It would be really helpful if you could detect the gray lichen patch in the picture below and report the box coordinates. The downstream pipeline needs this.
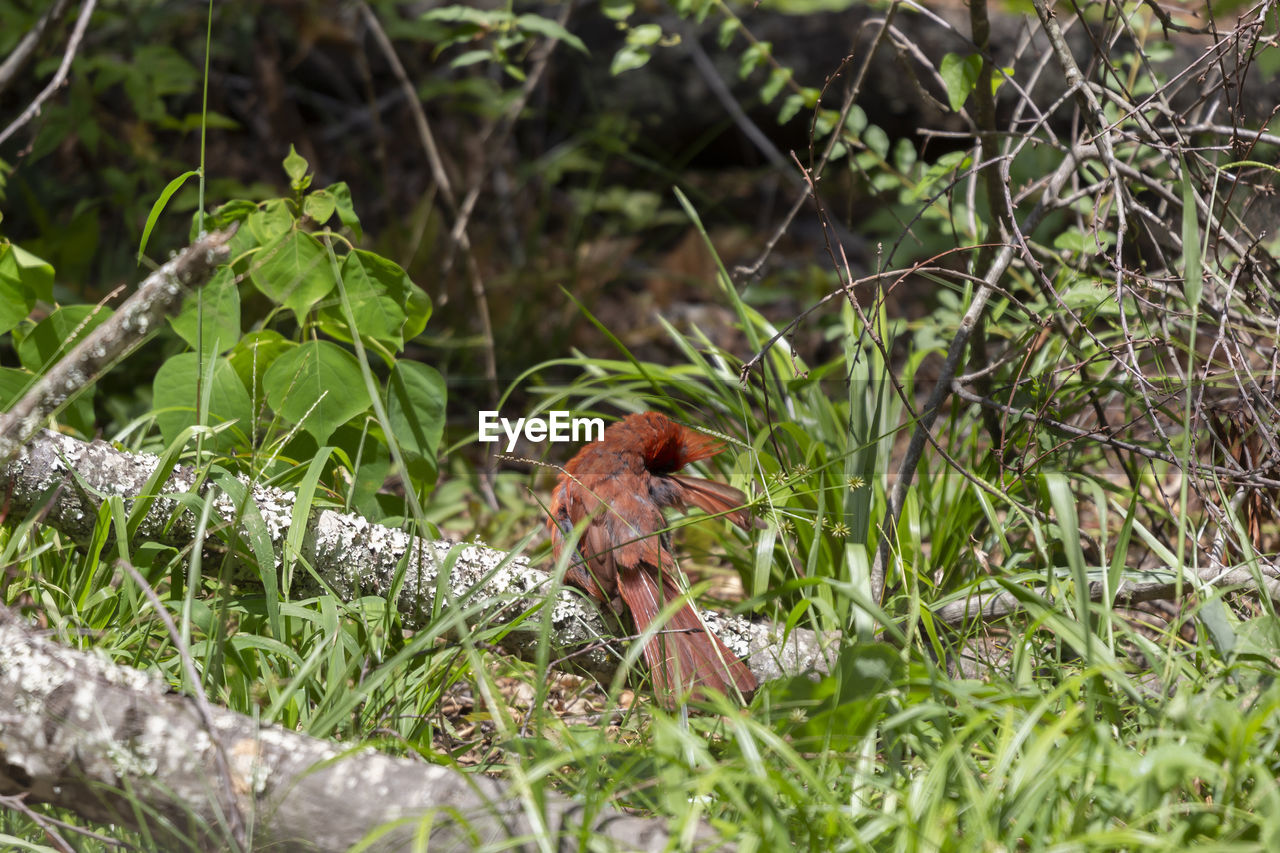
[699,609,756,660]
[102,723,162,780]
[0,635,77,720]
[250,483,295,542]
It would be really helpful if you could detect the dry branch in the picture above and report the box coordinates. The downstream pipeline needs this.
[0,0,98,148]
[0,607,699,852]
[0,0,76,98]
[0,227,235,464]
[932,565,1280,627]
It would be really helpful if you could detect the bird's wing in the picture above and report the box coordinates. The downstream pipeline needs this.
[669,475,760,529]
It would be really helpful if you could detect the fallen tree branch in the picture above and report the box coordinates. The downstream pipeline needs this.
[116,557,248,848]
[0,607,700,852]
[931,564,1280,626]
[0,430,835,688]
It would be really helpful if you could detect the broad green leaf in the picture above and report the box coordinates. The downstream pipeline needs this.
[760,67,791,105]
[228,329,291,401]
[894,137,917,172]
[738,41,771,79]
[450,49,492,70]
[843,105,867,137]
[602,0,634,21]
[863,125,889,159]
[625,23,663,47]
[12,301,99,431]
[0,367,33,408]
[303,189,336,225]
[132,44,199,97]
[779,93,805,125]
[247,199,295,244]
[193,198,258,240]
[0,241,54,305]
[324,250,431,349]
[152,353,253,450]
[386,359,446,482]
[168,266,240,356]
[251,230,332,321]
[909,150,971,201]
[0,247,38,335]
[610,44,650,75]
[401,282,431,342]
[940,52,982,112]
[717,17,739,48]
[421,6,503,25]
[263,340,371,443]
[321,250,410,346]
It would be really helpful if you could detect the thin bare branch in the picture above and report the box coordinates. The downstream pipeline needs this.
[0,0,97,149]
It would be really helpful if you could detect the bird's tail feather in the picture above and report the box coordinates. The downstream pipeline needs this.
[616,565,757,708]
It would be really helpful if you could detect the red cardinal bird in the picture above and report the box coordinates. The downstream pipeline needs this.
[548,412,757,707]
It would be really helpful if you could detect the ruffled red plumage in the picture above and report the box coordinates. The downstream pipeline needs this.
[548,412,757,707]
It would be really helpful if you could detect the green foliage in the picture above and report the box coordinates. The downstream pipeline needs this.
[417,4,586,80]
[1,139,456,845]
[1,146,445,507]
[163,149,446,497]
[5,0,1280,849]
[940,52,982,112]
[387,359,447,485]
[152,352,253,450]
[0,241,54,327]
[263,340,372,443]
[169,266,240,356]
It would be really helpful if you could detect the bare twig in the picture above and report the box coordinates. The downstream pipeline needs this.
[357,2,456,208]
[0,793,76,853]
[736,10,897,278]
[869,146,1083,603]
[0,0,75,97]
[0,0,97,149]
[951,383,1280,488]
[440,0,574,276]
